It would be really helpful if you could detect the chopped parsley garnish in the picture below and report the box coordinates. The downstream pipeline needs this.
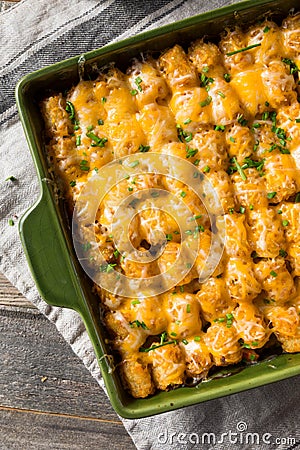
[267,192,277,199]
[270,270,277,277]
[226,43,261,56]
[200,96,212,107]
[139,144,150,153]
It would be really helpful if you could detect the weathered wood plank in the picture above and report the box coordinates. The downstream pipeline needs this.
[0,408,134,450]
[0,305,118,421]
[0,273,35,309]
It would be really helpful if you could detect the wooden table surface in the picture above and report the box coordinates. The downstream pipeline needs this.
[0,273,135,449]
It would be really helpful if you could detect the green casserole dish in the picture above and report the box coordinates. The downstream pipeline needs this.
[16,0,300,419]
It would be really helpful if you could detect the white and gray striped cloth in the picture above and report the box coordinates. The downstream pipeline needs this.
[1,1,300,449]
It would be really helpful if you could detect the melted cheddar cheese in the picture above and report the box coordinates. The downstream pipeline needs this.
[42,11,300,398]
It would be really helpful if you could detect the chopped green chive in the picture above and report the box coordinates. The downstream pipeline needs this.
[180,191,187,198]
[224,73,231,82]
[296,118,300,123]
[249,204,254,210]
[166,234,173,241]
[182,339,188,345]
[233,157,247,180]
[170,332,177,337]
[226,43,261,56]
[203,165,210,173]
[295,193,300,203]
[200,96,212,107]
[279,249,287,258]
[139,144,150,153]
[101,97,107,103]
[237,114,248,126]
[267,192,277,199]
[86,132,108,147]
[79,160,89,171]
[130,89,138,96]
[66,101,75,121]
[186,146,198,158]
[282,220,289,227]
[270,270,277,277]
[70,180,76,187]
[277,209,282,214]
[217,91,226,98]
[75,135,81,146]
[8,218,14,226]
[131,300,140,306]
[5,176,17,182]
[265,101,270,107]
[183,118,192,124]
[215,125,226,131]
[87,125,94,131]
[135,76,143,92]
[130,320,148,330]
[229,136,236,143]
[186,304,191,313]
[98,119,104,125]
[263,26,270,33]
[194,336,201,342]
[128,160,139,168]
[128,187,133,192]
[239,206,246,214]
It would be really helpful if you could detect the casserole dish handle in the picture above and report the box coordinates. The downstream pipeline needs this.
[19,188,82,310]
